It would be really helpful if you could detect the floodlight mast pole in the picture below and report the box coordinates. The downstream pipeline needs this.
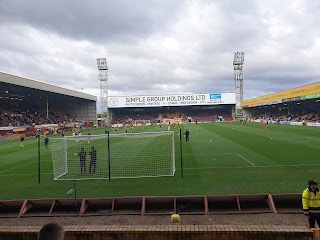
[233,52,245,120]
[97,58,110,125]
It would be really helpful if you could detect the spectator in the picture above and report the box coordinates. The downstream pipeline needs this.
[302,180,320,229]
[37,222,64,240]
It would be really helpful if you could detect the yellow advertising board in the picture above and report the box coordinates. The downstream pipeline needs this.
[242,82,320,107]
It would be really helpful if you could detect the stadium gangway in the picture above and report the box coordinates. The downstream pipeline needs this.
[0,193,302,218]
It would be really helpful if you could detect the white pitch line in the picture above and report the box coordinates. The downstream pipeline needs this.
[176,163,320,170]
[0,161,37,174]
[308,137,320,141]
[179,153,236,156]
[190,137,309,143]
[0,173,53,177]
[236,153,256,167]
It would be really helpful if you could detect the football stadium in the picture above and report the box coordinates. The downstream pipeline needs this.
[1,69,320,237]
[1,1,320,239]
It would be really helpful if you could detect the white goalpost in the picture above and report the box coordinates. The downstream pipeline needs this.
[50,132,175,180]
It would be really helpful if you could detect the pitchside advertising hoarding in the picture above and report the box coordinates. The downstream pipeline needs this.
[107,93,235,108]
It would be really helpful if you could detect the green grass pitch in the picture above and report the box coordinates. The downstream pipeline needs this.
[0,122,319,200]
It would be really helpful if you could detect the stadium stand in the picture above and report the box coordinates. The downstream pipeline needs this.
[250,112,320,123]
[0,109,77,127]
[247,98,320,123]
[110,107,233,125]
[0,71,97,128]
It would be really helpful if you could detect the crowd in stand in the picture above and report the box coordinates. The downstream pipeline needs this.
[183,111,232,122]
[111,110,232,125]
[2,109,319,128]
[111,109,320,125]
[251,112,320,123]
[0,109,76,127]
[112,114,158,125]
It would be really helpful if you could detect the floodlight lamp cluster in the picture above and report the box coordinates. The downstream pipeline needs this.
[234,52,245,63]
[97,58,108,70]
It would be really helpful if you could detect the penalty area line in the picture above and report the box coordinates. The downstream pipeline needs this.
[0,161,37,174]
[178,153,236,156]
[176,163,320,170]
[236,153,256,167]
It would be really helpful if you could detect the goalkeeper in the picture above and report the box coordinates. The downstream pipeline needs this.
[89,146,97,174]
[78,148,87,174]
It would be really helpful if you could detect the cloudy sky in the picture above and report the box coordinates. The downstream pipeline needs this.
[0,0,320,103]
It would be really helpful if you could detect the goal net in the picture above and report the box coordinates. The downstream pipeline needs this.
[50,132,175,180]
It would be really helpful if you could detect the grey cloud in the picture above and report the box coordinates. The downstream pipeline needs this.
[0,0,183,43]
[0,0,320,102]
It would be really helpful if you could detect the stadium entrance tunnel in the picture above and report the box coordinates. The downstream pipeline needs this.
[0,194,302,218]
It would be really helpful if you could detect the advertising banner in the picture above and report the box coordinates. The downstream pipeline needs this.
[282,97,300,103]
[12,127,26,133]
[290,122,302,126]
[300,93,320,100]
[0,127,14,131]
[307,122,320,127]
[107,93,235,108]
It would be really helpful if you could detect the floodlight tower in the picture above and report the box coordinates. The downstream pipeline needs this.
[233,52,245,119]
[97,58,110,124]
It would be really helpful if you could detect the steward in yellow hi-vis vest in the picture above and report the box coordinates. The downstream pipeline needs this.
[302,180,320,228]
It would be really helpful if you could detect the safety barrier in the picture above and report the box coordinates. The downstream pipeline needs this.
[0,200,24,218]
[0,193,302,218]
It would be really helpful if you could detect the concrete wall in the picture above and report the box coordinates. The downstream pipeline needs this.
[0,225,312,240]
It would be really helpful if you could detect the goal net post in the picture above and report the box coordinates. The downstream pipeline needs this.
[50,132,175,180]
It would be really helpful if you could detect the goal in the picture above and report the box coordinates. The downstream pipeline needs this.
[134,120,151,126]
[50,132,175,180]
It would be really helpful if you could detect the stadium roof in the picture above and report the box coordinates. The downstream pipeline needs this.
[242,82,320,108]
[0,71,96,101]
